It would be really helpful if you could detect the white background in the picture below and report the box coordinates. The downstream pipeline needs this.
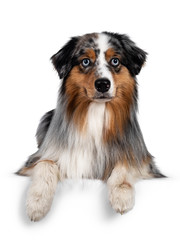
[0,0,180,239]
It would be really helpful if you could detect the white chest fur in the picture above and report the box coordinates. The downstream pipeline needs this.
[58,102,107,179]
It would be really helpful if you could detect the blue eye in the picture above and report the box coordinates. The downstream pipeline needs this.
[110,58,120,67]
[82,58,91,67]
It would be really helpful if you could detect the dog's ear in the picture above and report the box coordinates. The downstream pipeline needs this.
[51,37,79,79]
[120,34,147,76]
[105,32,147,76]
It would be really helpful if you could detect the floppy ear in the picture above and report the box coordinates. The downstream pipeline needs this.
[120,34,147,76]
[51,37,79,79]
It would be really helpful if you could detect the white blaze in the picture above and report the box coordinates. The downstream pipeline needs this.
[96,33,114,95]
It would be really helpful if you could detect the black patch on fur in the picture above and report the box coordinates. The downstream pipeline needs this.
[149,161,167,178]
[95,49,100,56]
[51,37,79,80]
[88,38,94,44]
[36,109,55,148]
[104,32,147,76]
[25,156,40,167]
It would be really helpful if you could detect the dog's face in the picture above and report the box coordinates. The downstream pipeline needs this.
[51,32,147,103]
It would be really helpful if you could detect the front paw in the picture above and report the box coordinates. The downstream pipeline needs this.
[26,190,52,221]
[108,183,135,214]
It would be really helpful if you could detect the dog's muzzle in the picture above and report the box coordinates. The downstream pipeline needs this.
[93,78,112,102]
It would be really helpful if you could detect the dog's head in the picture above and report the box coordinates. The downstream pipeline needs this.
[51,32,147,103]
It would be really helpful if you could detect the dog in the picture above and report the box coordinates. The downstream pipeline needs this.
[17,32,165,221]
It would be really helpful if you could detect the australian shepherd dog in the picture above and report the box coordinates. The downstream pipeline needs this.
[17,32,165,221]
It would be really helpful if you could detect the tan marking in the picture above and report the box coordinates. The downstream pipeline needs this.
[17,160,56,176]
[120,182,132,188]
[105,48,121,62]
[38,160,56,165]
[17,166,34,176]
[65,66,98,131]
[79,48,96,63]
[104,66,135,141]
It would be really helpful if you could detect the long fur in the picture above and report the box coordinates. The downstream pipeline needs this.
[17,32,165,221]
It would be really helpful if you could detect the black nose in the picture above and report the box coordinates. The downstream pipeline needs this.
[95,78,111,93]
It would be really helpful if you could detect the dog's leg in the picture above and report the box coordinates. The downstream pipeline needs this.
[107,163,136,214]
[26,160,59,221]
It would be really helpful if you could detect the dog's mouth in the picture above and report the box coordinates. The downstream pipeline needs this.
[92,92,113,102]
[84,88,113,102]
[93,96,112,103]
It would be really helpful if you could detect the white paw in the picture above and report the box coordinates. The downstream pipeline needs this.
[108,184,135,214]
[26,190,52,221]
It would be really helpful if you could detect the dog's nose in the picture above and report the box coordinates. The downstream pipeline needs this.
[95,78,111,93]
